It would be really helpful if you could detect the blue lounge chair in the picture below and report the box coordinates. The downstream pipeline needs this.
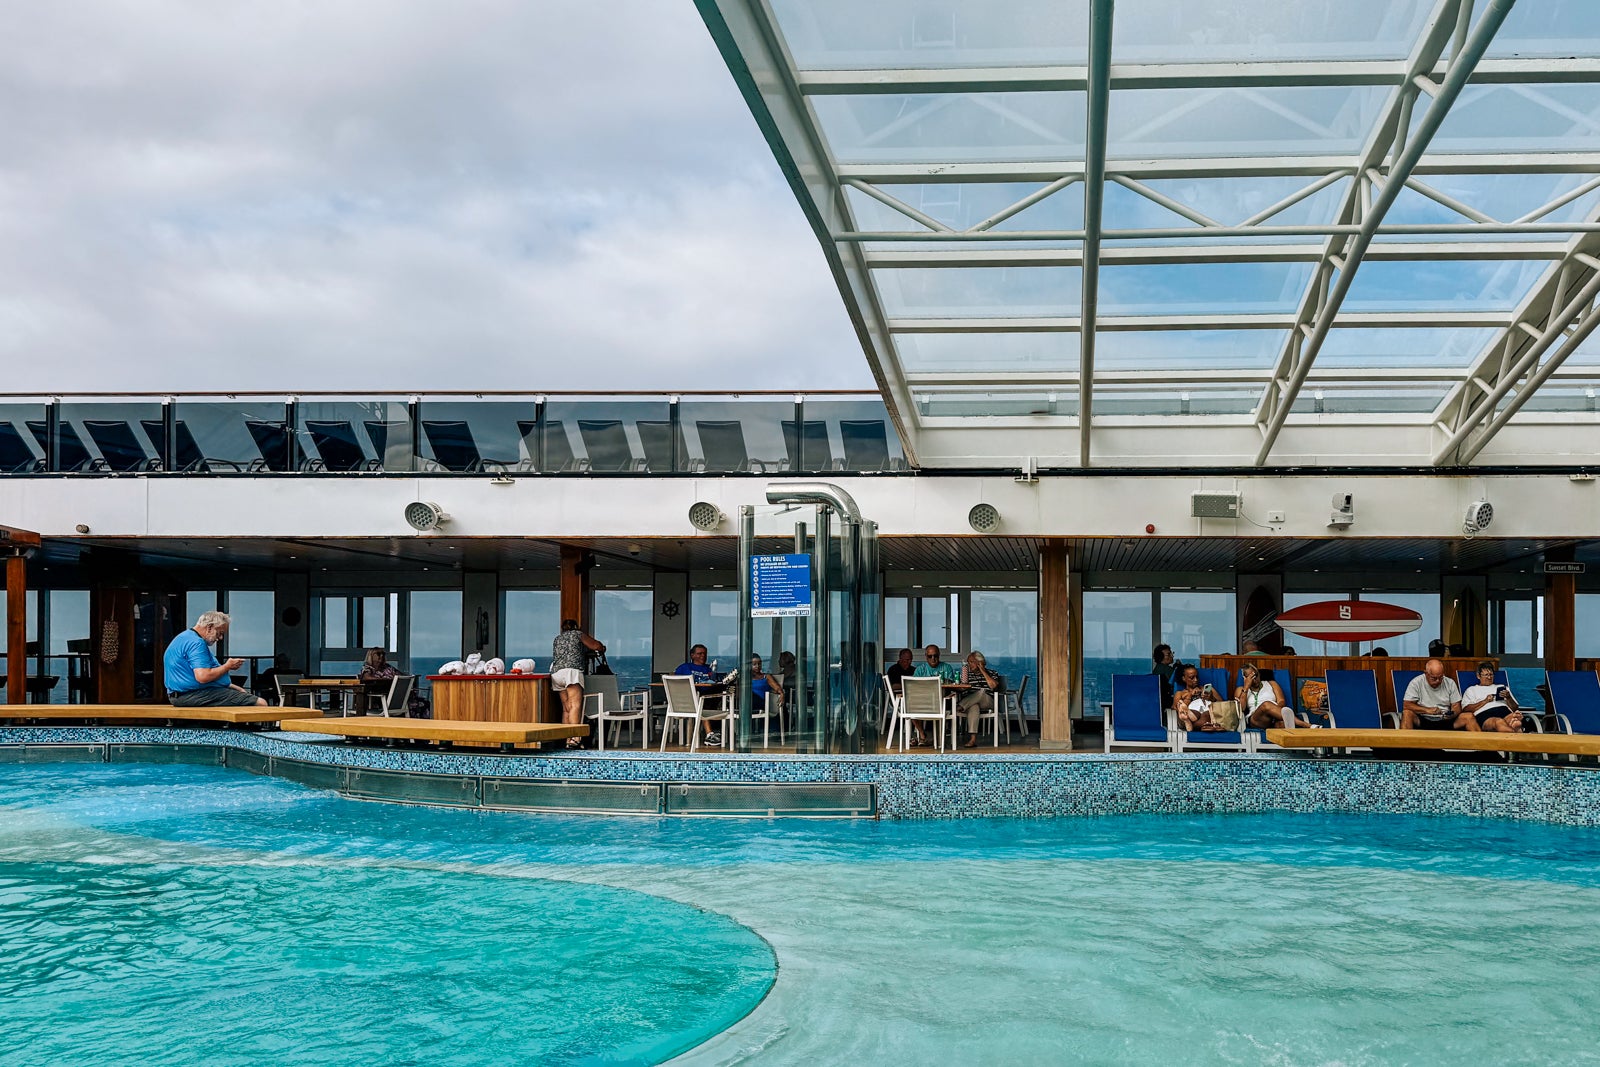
[1325,669,1393,730]
[782,420,836,472]
[1196,667,1230,697]
[29,420,94,472]
[1390,669,1423,718]
[141,419,243,473]
[1457,669,1509,693]
[245,420,294,471]
[636,420,686,473]
[1104,674,1172,753]
[304,420,375,472]
[82,420,157,472]
[422,420,485,472]
[578,420,642,471]
[1545,671,1600,735]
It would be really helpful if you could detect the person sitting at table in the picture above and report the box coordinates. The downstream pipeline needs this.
[750,654,783,719]
[674,644,730,746]
[255,652,298,702]
[882,648,924,746]
[358,647,428,716]
[163,610,267,708]
[1461,661,1524,734]
[1236,663,1311,730]
[1401,658,1475,732]
[958,650,998,748]
[551,619,606,749]
[1151,643,1176,708]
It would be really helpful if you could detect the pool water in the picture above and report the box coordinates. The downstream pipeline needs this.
[4,763,1600,1065]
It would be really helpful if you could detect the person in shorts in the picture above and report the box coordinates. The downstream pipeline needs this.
[164,611,267,708]
[550,619,605,749]
[1401,658,1475,731]
[1461,661,1524,733]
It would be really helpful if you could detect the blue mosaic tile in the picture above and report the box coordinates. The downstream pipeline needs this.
[4,727,1599,825]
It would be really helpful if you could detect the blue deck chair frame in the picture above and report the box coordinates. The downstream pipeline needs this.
[1545,671,1600,735]
[0,422,41,473]
[1104,674,1173,753]
[82,420,157,472]
[1390,669,1424,722]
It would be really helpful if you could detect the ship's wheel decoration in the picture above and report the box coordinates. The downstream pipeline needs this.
[661,599,680,619]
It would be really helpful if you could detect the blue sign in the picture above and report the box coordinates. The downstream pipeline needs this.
[750,553,813,617]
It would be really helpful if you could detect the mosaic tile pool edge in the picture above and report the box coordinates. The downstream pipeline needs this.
[3,727,1598,824]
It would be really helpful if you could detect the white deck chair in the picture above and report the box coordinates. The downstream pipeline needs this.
[880,675,903,749]
[660,675,732,753]
[750,688,784,747]
[1005,675,1031,737]
[583,674,648,750]
[375,674,415,717]
[898,676,951,752]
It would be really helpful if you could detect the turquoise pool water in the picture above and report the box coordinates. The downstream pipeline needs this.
[5,763,1600,1065]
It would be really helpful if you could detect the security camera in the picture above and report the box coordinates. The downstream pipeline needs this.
[1329,493,1354,528]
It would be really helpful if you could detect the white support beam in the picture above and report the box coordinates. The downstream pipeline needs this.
[1077,0,1115,467]
[863,241,1566,269]
[888,311,1515,333]
[1251,0,1517,466]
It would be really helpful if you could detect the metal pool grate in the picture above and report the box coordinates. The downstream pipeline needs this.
[110,744,224,766]
[345,768,480,807]
[0,744,106,763]
[666,782,876,817]
[483,778,663,814]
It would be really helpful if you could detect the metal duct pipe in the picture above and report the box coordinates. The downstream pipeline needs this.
[765,482,862,524]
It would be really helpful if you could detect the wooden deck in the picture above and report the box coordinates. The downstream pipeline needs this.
[1266,727,1600,757]
[0,704,325,726]
[278,715,588,750]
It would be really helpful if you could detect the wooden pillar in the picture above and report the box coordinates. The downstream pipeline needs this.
[1039,539,1074,749]
[6,553,24,706]
[558,546,593,632]
[1544,546,1577,672]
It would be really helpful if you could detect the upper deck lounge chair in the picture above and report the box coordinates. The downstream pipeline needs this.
[29,421,94,472]
[82,420,157,472]
[637,420,687,473]
[421,420,486,472]
[578,420,642,471]
[782,420,837,472]
[840,419,896,470]
[1104,674,1172,753]
[0,422,41,473]
[245,420,294,471]
[695,420,758,472]
[141,419,244,473]
[304,420,376,471]
[519,419,582,472]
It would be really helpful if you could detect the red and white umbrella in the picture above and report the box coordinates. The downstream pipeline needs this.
[1274,600,1423,643]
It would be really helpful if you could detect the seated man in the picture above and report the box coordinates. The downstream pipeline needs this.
[673,643,729,746]
[957,650,999,749]
[908,645,960,748]
[1401,658,1476,731]
[885,647,915,695]
[164,610,267,708]
[1461,661,1524,734]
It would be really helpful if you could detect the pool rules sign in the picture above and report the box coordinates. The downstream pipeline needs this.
[750,554,813,618]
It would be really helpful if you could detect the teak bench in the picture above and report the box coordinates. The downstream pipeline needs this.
[278,715,587,752]
[0,704,324,727]
[1266,727,1600,757]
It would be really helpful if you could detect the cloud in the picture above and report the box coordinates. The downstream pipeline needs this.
[0,0,868,391]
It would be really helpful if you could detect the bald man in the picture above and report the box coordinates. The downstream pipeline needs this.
[1401,658,1475,731]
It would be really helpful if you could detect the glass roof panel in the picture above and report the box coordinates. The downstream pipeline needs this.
[1107,175,1350,231]
[812,92,1085,164]
[1099,262,1315,316]
[1486,2,1600,59]
[770,0,1090,70]
[1377,173,1600,238]
[1095,330,1289,373]
[843,182,1084,232]
[1314,327,1500,369]
[1094,387,1257,416]
[1112,0,1433,63]
[1109,86,1388,159]
[917,390,1076,417]
[1291,386,1446,414]
[1421,84,1600,155]
[877,267,1081,317]
[1519,385,1600,412]
[1341,260,1549,313]
[897,333,1078,374]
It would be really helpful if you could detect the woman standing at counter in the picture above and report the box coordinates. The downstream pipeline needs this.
[551,619,606,749]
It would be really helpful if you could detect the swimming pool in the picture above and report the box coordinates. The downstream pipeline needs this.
[5,762,1600,1065]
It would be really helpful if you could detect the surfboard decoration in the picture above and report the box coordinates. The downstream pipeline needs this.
[1274,600,1424,643]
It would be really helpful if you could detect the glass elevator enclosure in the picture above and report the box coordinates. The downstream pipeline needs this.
[734,494,879,754]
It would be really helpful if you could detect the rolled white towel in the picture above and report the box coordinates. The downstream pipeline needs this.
[483,658,505,675]
[463,652,485,674]
[510,658,537,675]
[438,660,466,676]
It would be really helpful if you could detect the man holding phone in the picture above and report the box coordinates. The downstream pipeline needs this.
[1461,661,1524,733]
[163,610,267,708]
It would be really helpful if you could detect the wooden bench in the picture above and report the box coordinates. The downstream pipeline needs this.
[278,715,588,752]
[0,704,326,727]
[1266,727,1600,757]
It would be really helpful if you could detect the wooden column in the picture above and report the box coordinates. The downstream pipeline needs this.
[558,545,593,632]
[1544,546,1577,672]
[6,553,24,705]
[1039,539,1074,749]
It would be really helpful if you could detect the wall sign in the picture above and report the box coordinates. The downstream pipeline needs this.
[751,554,813,617]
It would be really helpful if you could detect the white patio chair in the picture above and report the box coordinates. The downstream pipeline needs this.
[660,675,733,753]
[750,688,784,747]
[583,673,649,750]
[1005,675,1031,737]
[964,686,1002,747]
[880,674,903,749]
[374,674,415,717]
[898,676,951,752]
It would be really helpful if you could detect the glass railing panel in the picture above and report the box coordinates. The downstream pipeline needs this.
[417,401,533,472]
[0,403,48,473]
[802,398,908,472]
[298,400,414,472]
[544,400,673,473]
[678,400,795,473]
[58,402,165,473]
[174,401,291,473]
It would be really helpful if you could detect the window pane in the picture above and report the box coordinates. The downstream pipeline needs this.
[884,597,910,653]
[361,596,387,649]
[45,589,87,705]
[225,591,274,658]
[691,590,740,666]
[593,589,652,693]
[323,597,348,648]
[407,591,463,676]
[919,596,950,649]
[970,590,1037,712]
[184,591,218,630]
[503,590,560,665]
[1577,595,1600,658]
[1083,591,1152,718]
[1159,591,1236,664]
[1500,599,1534,656]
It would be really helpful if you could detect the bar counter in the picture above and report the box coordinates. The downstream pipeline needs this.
[428,674,556,724]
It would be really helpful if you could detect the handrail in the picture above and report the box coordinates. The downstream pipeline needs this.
[0,389,880,401]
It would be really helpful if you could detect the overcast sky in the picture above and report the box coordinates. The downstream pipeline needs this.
[0,1,868,393]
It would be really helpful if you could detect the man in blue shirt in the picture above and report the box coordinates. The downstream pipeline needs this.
[164,611,267,707]
[673,644,729,746]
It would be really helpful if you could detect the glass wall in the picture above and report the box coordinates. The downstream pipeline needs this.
[0,403,47,472]
[970,590,1037,715]
[298,399,413,472]
[502,589,560,664]
[1577,595,1600,659]
[1159,591,1236,664]
[175,401,291,472]
[407,591,463,677]
[678,400,794,473]
[46,589,89,703]
[1082,591,1153,718]
[691,590,739,666]
[541,400,673,473]
[417,400,532,472]
[593,589,652,693]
